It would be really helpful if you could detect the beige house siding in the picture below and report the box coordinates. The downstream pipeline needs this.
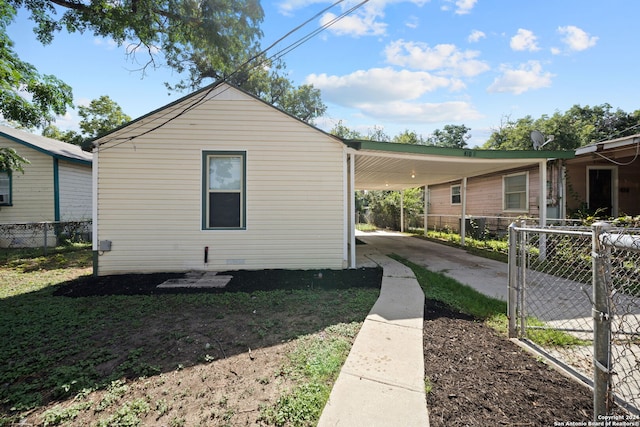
[0,139,54,223]
[58,160,92,220]
[95,85,346,275]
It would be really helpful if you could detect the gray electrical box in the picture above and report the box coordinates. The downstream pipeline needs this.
[98,240,112,251]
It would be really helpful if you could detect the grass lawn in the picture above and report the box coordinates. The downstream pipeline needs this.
[0,247,381,427]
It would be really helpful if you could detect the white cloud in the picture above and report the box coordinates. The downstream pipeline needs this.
[384,39,490,77]
[305,67,481,124]
[320,11,387,37]
[357,100,483,123]
[306,67,453,106]
[468,30,486,43]
[487,61,554,95]
[452,0,477,15]
[557,25,598,51]
[510,29,540,52]
[93,38,119,50]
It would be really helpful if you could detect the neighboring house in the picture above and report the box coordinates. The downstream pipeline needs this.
[566,134,640,218]
[426,133,640,235]
[0,126,92,247]
[92,81,570,276]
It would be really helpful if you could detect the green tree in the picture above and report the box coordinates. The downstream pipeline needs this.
[0,147,29,173]
[77,95,131,138]
[0,2,73,128]
[13,0,264,91]
[42,95,131,145]
[393,129,425,145]
[329,120,362,140]
[41,125,83,145]
[427,124,471,148]
[484,104,640,150]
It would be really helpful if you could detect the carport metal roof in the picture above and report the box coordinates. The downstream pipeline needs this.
[344,140,575,190]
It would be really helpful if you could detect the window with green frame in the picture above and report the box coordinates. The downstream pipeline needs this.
[0,171,11,206]
[503,172,528,211]
[202,151,246,229]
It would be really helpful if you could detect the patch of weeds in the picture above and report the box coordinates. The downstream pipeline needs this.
[260,322,359,426]
[424,377,433,394]
[155,399,170,418]
[96,379,129,412]
[96,398,150,427]
[169,416,186,427]
[41,401,92,426]
[526,319,590,347]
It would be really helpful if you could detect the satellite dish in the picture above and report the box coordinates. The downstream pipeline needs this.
[530,130,555,150]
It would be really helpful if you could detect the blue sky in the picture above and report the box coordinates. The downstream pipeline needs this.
[9,0,640,147]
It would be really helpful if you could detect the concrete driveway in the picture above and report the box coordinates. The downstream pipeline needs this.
[356,230,509,302]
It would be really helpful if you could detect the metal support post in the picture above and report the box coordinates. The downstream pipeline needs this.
[592,221,612,420]
[508,222,518,338]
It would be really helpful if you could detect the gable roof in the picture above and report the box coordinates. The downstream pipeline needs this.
[0,126,92,166]
[91,80,343,148]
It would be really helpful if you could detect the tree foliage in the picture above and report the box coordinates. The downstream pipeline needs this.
[43,95,131,145]
[0,1,73,128]
[427,124,471,148]
[483,104,640,150]
[0,146,29,173]
[5,0,325,126]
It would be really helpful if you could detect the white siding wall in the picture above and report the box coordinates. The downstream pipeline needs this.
[58,160,92,220]
[0,139,54,223]
[96,86,346,275]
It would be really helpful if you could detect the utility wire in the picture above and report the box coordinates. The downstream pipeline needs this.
[96,0,370,150]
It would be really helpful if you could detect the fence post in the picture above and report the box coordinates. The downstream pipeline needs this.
[518,220,527,337]
[43,222,48,256]
[592,221,612,419]
[508,222,518,338]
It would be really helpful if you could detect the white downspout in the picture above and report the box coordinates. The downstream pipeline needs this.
[424,185,428,236]
[400,191,404,233]
[342,150,348,268]
[92,147,99,275]
[460,177,467,246]
[349,153,356,268]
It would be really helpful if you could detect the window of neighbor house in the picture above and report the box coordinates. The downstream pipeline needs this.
[503,172,528,211]
[202,151,246,229]
[0,171,10,206]
[451,184,461,205]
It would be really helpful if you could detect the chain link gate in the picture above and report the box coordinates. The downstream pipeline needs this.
[508,221,640,419]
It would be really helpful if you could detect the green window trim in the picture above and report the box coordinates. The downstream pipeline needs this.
[202,151,247,230]
[0,170,11,206]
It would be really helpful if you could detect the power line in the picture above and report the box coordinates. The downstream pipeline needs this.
[96,0,370,151]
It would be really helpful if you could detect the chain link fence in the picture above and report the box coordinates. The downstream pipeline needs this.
[0,221,92,254]
[508,221,640,419]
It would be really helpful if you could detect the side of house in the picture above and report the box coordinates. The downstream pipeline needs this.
[427,165,544,235]
[93,83,347,276]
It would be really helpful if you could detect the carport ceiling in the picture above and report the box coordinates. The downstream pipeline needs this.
[346,140,575,191]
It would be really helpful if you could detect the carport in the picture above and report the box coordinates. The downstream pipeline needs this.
[343,140,575,268]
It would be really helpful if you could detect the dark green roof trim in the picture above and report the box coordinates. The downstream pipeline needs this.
[344,139,575,159]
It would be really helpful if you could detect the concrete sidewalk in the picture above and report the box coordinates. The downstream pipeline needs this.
[317,244,429,427]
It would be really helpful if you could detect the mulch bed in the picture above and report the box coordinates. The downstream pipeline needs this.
[53,267,383,297]
[424,298,594,426]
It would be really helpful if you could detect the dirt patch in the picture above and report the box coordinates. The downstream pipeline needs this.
[424,299,594,426]
[11,267,605,426]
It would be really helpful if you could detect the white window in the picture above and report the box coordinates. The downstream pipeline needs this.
[503,172,528,212]
[202,151,246,229]
[451,184,461,205]
[0,171,10,205]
